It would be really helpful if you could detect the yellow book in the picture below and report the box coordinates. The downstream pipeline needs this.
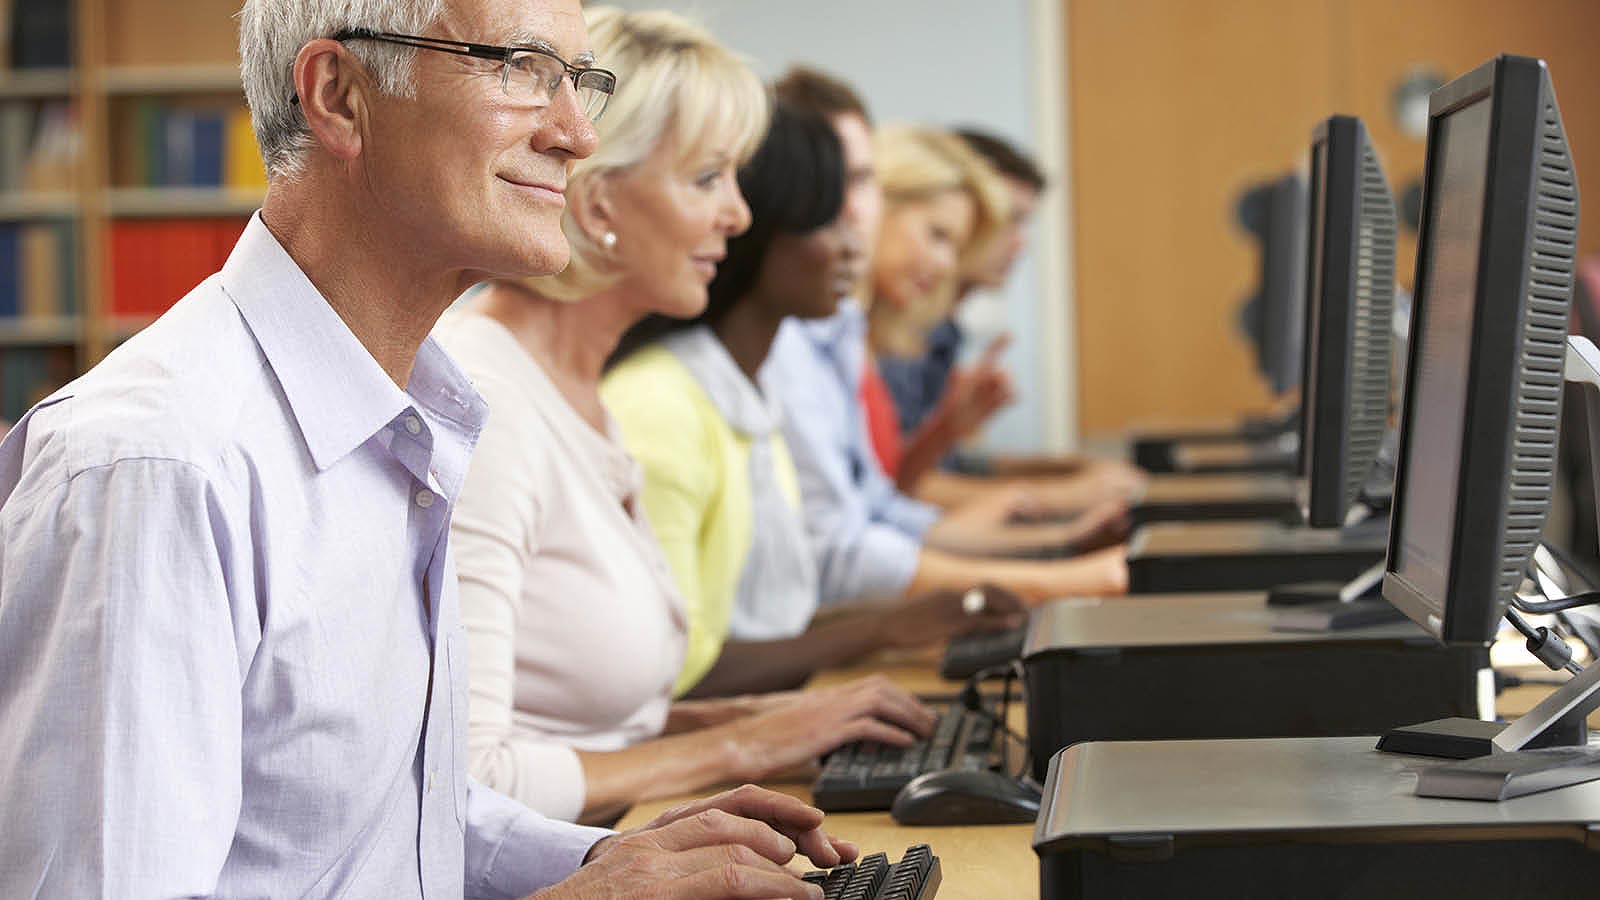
[20,223,59,320]
[224,107,268,191]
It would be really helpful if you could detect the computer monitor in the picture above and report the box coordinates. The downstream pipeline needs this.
[1382,55,1579,645]
[1299,116,1398,528]
[1237,173,1310,396]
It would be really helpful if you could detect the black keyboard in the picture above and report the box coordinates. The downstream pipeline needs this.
[939,626,1026,680]
[813,703,999,812]
[802,844,941,900]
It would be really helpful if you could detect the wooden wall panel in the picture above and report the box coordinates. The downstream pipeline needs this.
[1339,0,1600,291]
[105,0,241,66]
[1068,0,1336,435]
[1068,0,1600,436]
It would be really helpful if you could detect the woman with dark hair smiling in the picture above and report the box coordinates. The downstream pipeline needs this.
[604,103,1025,700]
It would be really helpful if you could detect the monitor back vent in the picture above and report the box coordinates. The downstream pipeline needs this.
[1499,83,1579,601]
[1343,138,1398,516]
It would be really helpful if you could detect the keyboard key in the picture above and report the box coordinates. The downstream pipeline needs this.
[813,703,1007,812]
[802,845,942,900]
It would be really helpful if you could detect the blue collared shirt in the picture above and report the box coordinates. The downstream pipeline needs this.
[876,317,964,436]
[0,215,608,899]
[765,301,940,604]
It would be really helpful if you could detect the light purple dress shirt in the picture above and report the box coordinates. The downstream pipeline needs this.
[0,215,608,898]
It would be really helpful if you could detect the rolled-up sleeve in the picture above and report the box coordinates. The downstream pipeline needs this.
[0,450,252,897]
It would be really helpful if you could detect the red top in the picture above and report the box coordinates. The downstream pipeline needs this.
[860,354,903,479]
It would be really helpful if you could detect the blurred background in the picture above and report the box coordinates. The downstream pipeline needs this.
[2,0,1596,453]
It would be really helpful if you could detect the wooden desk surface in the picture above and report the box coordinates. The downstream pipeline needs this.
[616,783,1037,900]
[617,649,1039,899]
[617,639,1592,900]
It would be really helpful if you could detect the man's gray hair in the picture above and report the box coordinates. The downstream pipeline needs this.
[239,0,447,181]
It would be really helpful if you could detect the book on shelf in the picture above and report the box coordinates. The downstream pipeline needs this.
[121,99,266,191]
[22,100,77,192]
[0,99,80,194]
[0,220,76,319]
[224,108,267,191]
[8,0,72,70]
[110,218,245,319]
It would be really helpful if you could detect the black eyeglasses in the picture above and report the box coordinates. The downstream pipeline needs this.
[317,29,616,121]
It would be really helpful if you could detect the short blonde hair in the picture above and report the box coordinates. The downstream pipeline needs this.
[529,7,770,302]
[869,124,1010,355]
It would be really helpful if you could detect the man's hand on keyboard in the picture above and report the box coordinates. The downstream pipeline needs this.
[540,786,855,900]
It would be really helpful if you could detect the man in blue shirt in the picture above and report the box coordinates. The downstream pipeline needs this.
[766,68,1131,609]
[0,3,851,898]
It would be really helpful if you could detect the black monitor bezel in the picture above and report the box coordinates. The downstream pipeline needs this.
[1382,55,1553,643]
[1300,115,1387,527]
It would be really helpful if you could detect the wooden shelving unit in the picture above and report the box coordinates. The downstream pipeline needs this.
[106,186,265,218]
[0,316,80,345]
[0,191,78,219]
[0,0,261,419]
[0,68,74,98]
[100,63,244,95]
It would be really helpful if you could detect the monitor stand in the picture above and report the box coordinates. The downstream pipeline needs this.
[1267,562,1409,631]
[1374,539,1596,759]
[1377,337,1600,799]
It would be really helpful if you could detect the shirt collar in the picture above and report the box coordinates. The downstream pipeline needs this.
[798,298,866,350]
[662,326,783,438]
[795,299,867,389]
[219,214,486,471]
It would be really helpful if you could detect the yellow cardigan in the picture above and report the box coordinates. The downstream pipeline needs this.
[602,345,806,695]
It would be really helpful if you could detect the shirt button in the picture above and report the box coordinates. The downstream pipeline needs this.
[427,770,436,794]
[415,489,436,509]
[404,415,423,435]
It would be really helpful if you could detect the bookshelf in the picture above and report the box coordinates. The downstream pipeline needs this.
[0,0,263,422]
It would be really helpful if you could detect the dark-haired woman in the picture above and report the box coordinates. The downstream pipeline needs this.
[603,104,1025,700]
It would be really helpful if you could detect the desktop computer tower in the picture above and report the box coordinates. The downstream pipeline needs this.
[1020,595,1486,783]
[1125,518,1388,592]
[1034,737,1600,900]
[1130,474,1301,526]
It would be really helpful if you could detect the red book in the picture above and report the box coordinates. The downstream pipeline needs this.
[109,221,154,317]
[110,217,251,318]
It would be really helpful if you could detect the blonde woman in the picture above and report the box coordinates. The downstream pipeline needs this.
[862,126,1135,520]
[435,8,934,828]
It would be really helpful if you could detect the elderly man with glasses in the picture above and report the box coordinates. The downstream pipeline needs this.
[0,2,850,899]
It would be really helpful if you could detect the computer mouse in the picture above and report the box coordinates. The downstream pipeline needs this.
[890,768,1042,826]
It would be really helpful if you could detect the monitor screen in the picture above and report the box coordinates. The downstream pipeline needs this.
[1392,97,1493,605]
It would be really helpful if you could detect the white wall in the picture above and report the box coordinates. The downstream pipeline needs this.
[605,0,1072,452]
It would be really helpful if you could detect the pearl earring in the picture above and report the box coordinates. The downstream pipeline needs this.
[602,231,618,251]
